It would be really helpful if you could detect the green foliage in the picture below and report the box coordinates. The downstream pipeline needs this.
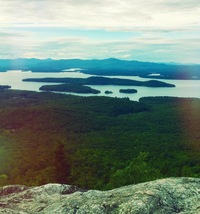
[107,152,162,189]
[53,141,70,184]
[0,174,8,186]
[0,91,199,190]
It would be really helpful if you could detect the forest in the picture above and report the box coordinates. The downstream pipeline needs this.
[0,89,199,190]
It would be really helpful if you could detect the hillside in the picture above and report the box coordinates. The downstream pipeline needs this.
[0,90,199,190]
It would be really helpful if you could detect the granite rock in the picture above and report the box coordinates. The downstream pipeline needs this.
[0,178,200,213]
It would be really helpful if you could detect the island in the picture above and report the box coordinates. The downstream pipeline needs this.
[39,83,101,94]
[119,89,137,94]
[105,90,113,94]
[23,76,176,87]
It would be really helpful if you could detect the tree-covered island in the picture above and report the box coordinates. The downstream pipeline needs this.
[119,89,137,94]
[105,90,113,94]
[23,76,176,87]
[40,83,100,94]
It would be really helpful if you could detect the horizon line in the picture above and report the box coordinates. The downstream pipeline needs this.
[0,58,199,66]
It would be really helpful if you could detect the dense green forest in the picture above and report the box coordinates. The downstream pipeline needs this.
[0,90,199,190]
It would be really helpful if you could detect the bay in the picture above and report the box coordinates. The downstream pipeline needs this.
[0,70,199,101]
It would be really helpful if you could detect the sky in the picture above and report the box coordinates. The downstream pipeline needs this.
[0,0,200,63]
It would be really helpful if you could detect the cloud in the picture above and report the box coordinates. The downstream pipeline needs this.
[0,30,195,63]
[156,0,200,10]
[0,0,199,62]
[1,0,199,31]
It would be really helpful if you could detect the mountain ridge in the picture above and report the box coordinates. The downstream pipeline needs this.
[0,58,200,79]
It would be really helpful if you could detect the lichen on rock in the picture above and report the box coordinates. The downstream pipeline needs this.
[0,178,200,213]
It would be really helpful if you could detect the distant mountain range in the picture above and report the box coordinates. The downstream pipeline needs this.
[0,58,200,79]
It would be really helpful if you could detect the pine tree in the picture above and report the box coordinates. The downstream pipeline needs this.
[53,141,70,184]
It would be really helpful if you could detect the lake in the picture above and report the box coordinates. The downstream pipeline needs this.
[0,70,200,101]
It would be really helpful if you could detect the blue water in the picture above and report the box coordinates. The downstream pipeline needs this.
[0,70,199,101]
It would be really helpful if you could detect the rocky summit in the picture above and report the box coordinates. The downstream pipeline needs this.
[0,178,200,214]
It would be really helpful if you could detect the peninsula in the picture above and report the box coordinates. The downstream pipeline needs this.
[0,85,11,90]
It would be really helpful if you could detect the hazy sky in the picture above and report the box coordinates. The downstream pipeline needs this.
[0,0,200,63]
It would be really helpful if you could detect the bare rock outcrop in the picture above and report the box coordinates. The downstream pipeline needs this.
[0,177,200,213]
